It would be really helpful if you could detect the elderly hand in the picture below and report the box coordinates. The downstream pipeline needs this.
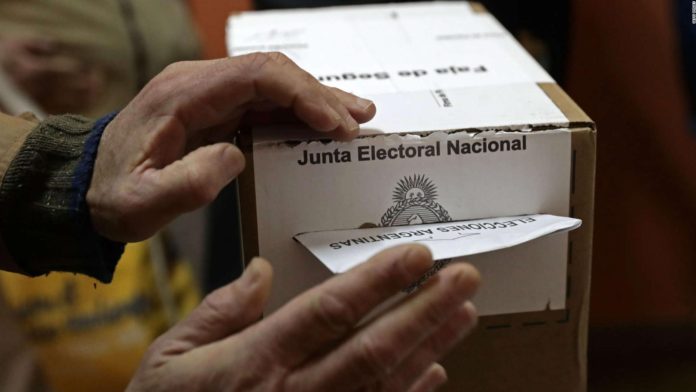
[87,53,375,242]
[126,244,479,392]
[0,37,103,113]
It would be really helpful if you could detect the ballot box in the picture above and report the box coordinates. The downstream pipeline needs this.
[227,2,595,391]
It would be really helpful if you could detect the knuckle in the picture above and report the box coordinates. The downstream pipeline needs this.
[186,169,219,206]
[136,79,165,105]
[240,51,298,76]
[161,60,194,75]
[136,70,181,111]
[266,51,290,64]
[459,263,482,291]
[420,296,453,329]
[240,52,274,72]
[313,292,359,335]
[154,61,186,85]
[356,334,398,378]
[198,290,230,325]
[178,158,219,207]
[375,257,408,287]
[302,70,319,85]
[162,60,183,74]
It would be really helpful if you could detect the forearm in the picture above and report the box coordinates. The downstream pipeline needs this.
[0,113,124,282]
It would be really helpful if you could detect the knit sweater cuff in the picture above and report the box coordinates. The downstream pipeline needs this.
[0,113,124,283]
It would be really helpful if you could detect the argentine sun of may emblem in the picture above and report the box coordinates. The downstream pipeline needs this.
[380,174,451,227]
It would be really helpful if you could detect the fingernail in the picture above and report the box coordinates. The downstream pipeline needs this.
[245,258,263,287]
[460,301,478,331]
[326,103,343,130]
[355,97,374,111]
[344,115,359,134]
[402,244,433,276]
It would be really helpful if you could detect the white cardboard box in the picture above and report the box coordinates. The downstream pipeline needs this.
[228,3,595,391]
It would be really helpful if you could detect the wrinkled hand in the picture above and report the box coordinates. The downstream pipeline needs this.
[0,37,103,113]
[127,244,479,392]
[88,53,376,242]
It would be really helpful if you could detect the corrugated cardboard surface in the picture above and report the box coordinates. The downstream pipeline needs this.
[440,126,595,391]
[237,116,595,392]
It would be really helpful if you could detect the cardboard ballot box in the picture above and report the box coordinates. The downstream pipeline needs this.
[227,2,595,391]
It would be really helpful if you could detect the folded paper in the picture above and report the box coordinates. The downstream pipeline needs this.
[294,214,581,273]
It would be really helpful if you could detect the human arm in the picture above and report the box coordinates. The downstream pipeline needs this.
[87,52,375,243]
[0,52,374,280]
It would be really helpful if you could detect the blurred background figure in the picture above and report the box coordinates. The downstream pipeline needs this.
[567,0,696,390]
[0,0,200,117]
[0,1,202,391]
[0,37,101,115]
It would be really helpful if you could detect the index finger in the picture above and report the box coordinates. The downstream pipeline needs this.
[254,244,434,367]
[244,52,375,138]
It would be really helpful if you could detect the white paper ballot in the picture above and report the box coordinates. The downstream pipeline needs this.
[294,214,581,273]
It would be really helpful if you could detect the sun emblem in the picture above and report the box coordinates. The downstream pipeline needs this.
[381,174,451,227]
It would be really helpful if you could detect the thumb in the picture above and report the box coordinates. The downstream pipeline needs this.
[156,142,245,217]
[161,257,273,353]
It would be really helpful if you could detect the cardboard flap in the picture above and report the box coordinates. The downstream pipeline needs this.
[295,214,581,273]
[227,2,572,142]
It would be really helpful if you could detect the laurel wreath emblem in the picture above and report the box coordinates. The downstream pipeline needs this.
[380,197,452,227]
[379,175,454,292]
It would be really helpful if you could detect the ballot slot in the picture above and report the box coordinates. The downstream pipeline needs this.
[293,214,581,317]
[294,213,582,274]
[250,128,572,316]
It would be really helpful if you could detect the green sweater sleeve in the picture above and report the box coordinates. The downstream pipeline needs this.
[0,113,124,282]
